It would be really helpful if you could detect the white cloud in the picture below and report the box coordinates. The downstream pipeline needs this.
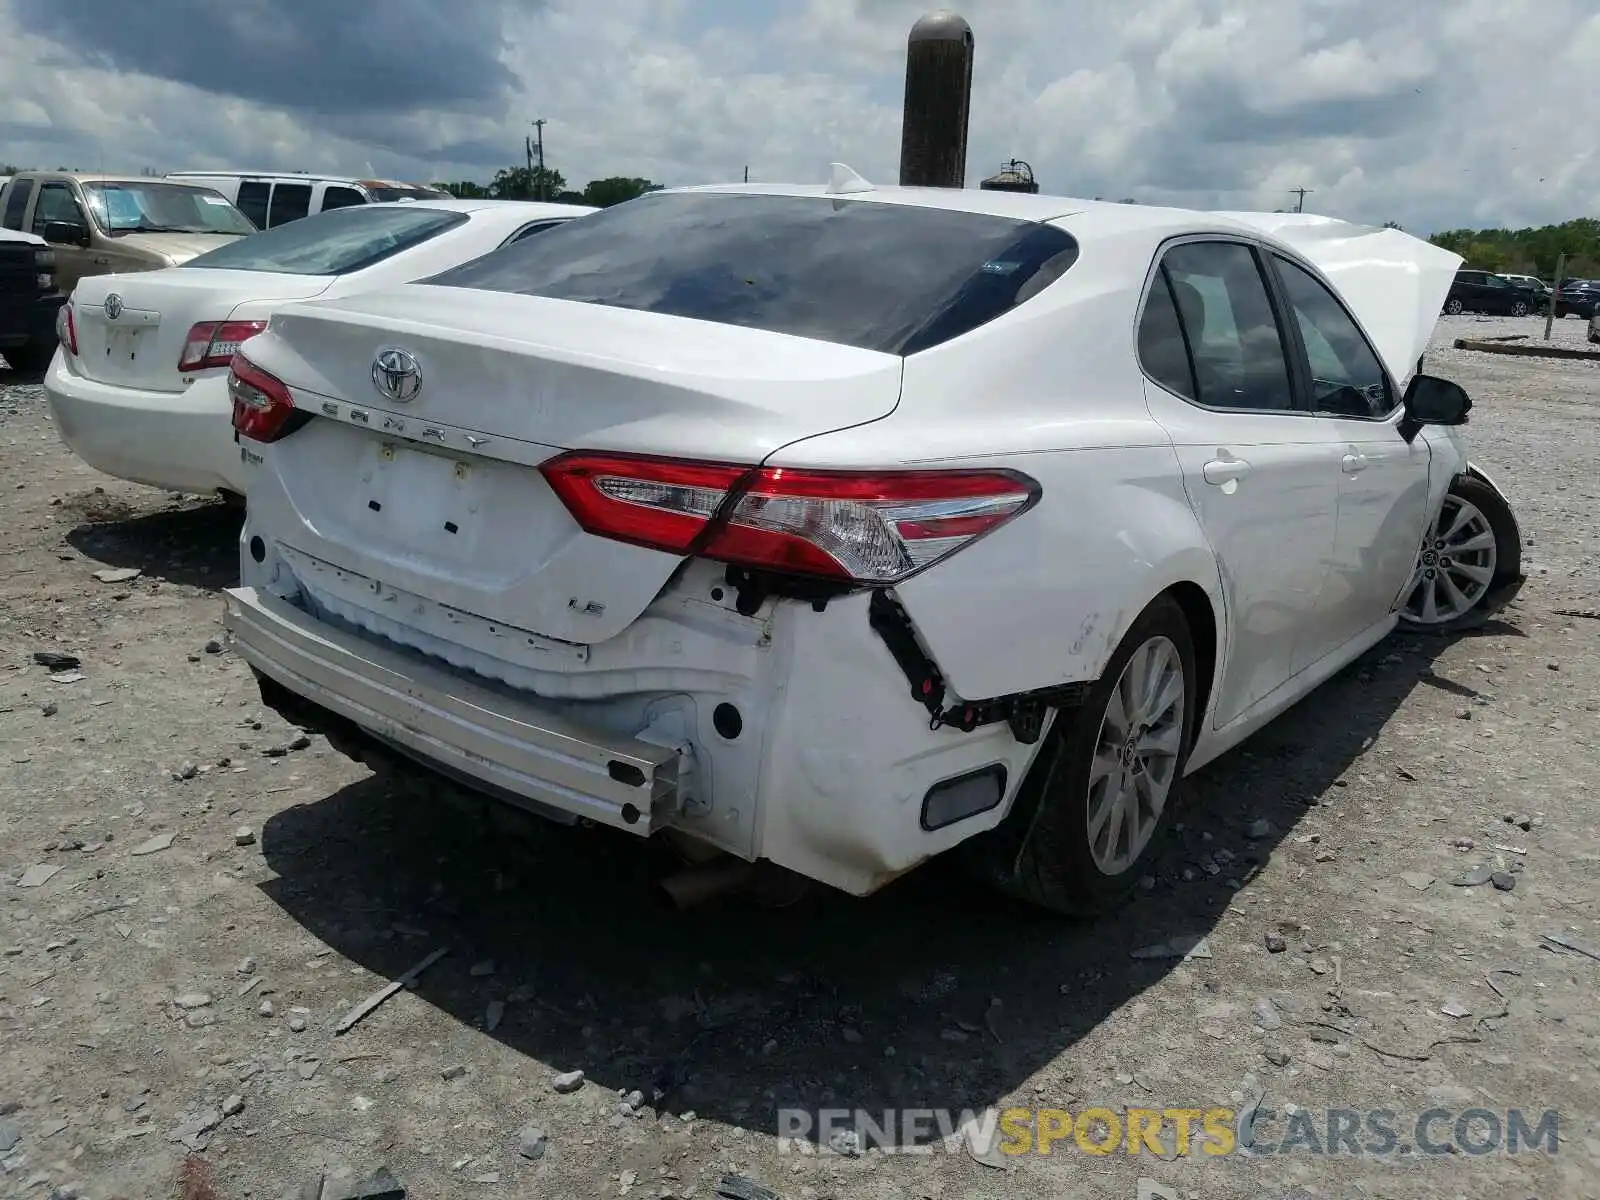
[1,0,1595,233]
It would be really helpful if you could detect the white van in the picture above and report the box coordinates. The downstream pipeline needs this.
[164,172,452,230]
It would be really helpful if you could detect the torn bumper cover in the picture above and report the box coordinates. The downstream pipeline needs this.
[221,586,682,833]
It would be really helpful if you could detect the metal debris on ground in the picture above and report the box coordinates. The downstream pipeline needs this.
[1541,931,1600,962]
[1131,934,1212,960]
[333,947,449,1035]
[32,652,79,671]
[716,1174,781,1200]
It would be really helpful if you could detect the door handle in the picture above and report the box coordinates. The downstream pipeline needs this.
[1202,457,1251,485]
[1341,453,1368,474]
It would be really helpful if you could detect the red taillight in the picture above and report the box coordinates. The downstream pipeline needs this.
[56,304,77,356]
[540,452,1040,584]
[179,320,268,372]
[228,353,300,443]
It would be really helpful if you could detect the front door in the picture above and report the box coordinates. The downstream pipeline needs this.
[29,181,95,294]
[1265,253,1433,661]
[1137,238,1342,730]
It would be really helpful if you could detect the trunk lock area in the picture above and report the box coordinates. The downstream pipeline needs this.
[867,591,1087,744]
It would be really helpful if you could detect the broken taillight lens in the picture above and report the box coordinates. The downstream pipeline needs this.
[228,353,304,443]
[540,451,1040,584]
[179,320,268,372]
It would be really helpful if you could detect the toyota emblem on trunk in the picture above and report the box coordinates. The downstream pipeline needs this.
[370,347,422,403]
[104,293,123,320]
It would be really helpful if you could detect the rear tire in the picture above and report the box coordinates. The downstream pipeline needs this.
[962,596,1196,915]
[1444,298,1464,315]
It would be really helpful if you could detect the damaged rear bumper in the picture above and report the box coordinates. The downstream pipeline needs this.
[221,586,682,833]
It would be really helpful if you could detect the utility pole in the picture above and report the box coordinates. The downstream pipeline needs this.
[743,165,749,183]
[1288,187,1312,213]
[531,119,546,200]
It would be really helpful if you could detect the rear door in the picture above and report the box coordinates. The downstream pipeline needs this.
[235,180,271,229]
[1266,252,1431,659]
[1138,238,1342,729]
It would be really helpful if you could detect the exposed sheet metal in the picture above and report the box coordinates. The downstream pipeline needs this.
[1216,211,1464,384]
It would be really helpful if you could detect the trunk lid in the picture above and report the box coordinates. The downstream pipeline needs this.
[70,269,334,393]
[245,288,904,646]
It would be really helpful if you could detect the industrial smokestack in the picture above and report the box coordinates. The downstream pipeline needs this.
[898,10,974,188]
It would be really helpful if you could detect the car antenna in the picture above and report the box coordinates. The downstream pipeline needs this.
[826,163,874,195]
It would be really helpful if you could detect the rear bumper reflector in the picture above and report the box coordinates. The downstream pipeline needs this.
[920,764,1007,832]
[221,586,681,833]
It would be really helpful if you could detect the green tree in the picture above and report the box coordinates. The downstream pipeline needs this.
[1429,218,1600,278]
[490,165,567,201]
[579,177,663,207]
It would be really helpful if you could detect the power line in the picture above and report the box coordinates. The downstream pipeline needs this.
[1288,187,1313,213]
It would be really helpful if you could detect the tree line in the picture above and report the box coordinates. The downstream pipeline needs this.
[434,166,662,209]
[1427,218,1599,279]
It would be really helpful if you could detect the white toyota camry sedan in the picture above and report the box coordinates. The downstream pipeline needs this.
[218,176,1525,914]
[43,198,593,499]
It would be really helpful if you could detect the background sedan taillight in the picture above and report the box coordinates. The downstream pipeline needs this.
[179,320,268,373]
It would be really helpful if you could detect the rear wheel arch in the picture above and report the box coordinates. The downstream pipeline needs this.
[1162,581,1218,743]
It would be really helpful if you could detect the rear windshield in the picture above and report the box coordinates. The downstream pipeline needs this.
[426,192,1079,355]
[82,182,256,237]
[184,205,468,275]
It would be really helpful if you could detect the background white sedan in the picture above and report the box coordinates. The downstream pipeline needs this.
[43,198,595,498]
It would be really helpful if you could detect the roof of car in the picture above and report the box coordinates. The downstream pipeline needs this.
[665,179,1327,241]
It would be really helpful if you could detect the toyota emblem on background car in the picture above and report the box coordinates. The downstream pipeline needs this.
[370,347,422,403]
[104,293,123,321]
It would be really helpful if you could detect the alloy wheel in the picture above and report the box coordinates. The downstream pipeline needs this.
[1085,635,1185,875]
[1403,495,1499,624]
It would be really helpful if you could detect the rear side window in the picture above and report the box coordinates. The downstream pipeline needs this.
[236,181,270,228]
[184,205,468,275]
[1137,269,1196,401]
[427,192,1079,355]
[1158,241,1295,412]
[322,186,367,211]
[2,179,32,230]
[268,183,312,227]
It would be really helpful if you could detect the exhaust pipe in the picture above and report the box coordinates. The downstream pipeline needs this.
[657,858,758,910]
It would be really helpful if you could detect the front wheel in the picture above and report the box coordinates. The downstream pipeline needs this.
[1510,300,1529,317]
[963,596,1195,915]
[1398,475,1521,633]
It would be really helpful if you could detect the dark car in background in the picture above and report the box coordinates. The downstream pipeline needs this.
[1554,279,1600,319]
[1442,269,1542,316]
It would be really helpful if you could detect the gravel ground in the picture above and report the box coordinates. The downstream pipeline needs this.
[1,313,1597,1200]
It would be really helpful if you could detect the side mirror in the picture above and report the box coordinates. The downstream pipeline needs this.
[1399,373,1470,441]
[42,220,89,248]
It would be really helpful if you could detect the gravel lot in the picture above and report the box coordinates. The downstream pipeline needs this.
[1,313,1597,1200]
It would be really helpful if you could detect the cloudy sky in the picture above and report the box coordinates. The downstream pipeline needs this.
[2,0,1595,235]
